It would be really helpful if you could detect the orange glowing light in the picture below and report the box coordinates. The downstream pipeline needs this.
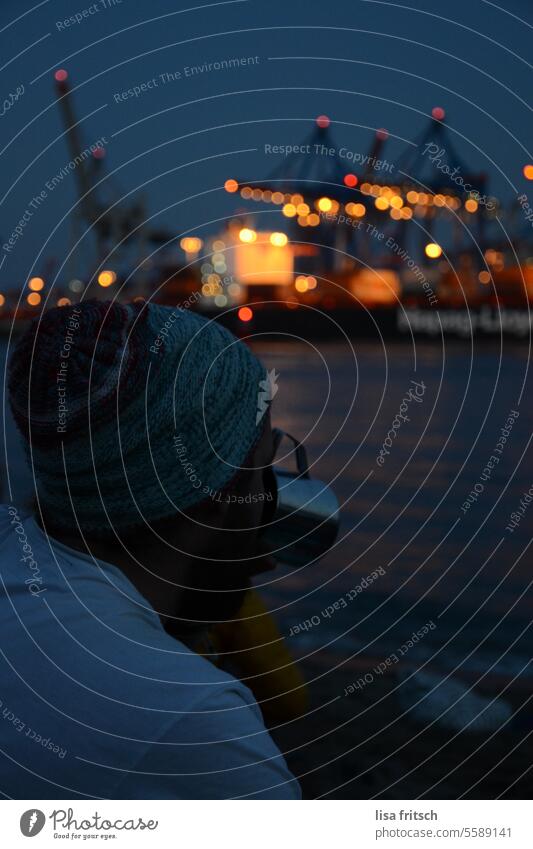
[350,269,400,305]
[97,269,117,287]
[28,277,44,291]
[375,196,389,210]
[272,191,284,204]
[406,190,419,204]
[233,234,293,283]
[241,187,253,199]
[238,307,253,322]
[180,237,203,253]
[282,203,297,218]
[27,292,41,306]
[307,213,320,226]
[317,197,332,212]
[224,179,239,193]
[478,271,491,284]
[389,195,404,209]
[57,297,71,307]
[306,276,317,290]
[295,276,309,293]
[345,202,365,218]
[465,198,478,213]
[523,164,533,180]
[0,294,5,307]
[296,203,310,216]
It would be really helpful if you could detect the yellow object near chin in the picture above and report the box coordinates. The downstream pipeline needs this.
[210,588,309,723]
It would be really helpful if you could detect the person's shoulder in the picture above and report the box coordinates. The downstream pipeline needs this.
[0,504,41,545]
[0,502,20,531]
[112,676,301,799]
[0,503,39,559]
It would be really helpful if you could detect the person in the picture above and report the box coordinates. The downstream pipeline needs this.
[0,299,301,799]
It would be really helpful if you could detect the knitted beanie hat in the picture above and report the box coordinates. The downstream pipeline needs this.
[9,300,266,536]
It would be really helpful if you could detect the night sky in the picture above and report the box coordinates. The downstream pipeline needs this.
[1,0,532,288]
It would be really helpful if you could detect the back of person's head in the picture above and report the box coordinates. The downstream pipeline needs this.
[9,299,266,539]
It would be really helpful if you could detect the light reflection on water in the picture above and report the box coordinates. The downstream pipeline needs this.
[251,340,532,685]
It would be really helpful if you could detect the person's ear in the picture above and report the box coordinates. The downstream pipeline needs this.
[185,495,232,531]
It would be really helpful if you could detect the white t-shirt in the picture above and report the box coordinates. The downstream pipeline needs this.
[0,505,300,799]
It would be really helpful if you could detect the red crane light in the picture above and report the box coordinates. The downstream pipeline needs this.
[376,128,389,140]
[238,307,253,322]
[92,147,106,160]
[343,173,358,188]
[54,69,68,82]
[432,106,446,121]
[316,115,330,128]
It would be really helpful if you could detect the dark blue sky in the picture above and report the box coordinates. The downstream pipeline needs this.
[1,0,532,287]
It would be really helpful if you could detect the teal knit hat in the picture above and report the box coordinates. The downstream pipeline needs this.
[9,300,266,536]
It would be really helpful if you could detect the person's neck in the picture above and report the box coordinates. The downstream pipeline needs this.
[35,514,190,627]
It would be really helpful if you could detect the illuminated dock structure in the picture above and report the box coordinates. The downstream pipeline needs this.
[7,75,528,322]
[225,109,500,276]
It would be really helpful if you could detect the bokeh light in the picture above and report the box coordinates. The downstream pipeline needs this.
[425,242,443,259]
[97,270,116,287]
[28,277,44,291]
[432,106,446,120]
[180,237,203,253]
[239,228,257,243]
